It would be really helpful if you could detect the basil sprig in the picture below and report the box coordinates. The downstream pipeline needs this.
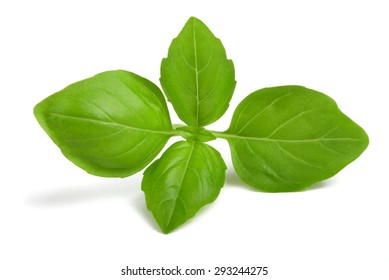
[34,17,368,233]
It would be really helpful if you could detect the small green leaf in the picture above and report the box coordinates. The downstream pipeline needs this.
[142,141,226,233]
[160,17,236,127]
[223,86,369,192]
[34,70,173,178]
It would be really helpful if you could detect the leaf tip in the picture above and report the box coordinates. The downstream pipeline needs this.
[188,16,200,22]
[33,100,47,129]
[156,218,176,234]
[33,103,40,118]
[186,16,207,29]
[361,128,370,150]
[160,226,173,234]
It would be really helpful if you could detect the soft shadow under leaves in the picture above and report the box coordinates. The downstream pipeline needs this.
[225,168,335,193]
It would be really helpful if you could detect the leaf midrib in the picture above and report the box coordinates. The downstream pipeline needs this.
[213,131,363,143]
[165,142,195,229]
[48,112,175,136]
[192,20,200,127]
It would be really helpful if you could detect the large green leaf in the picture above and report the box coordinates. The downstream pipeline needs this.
[142,141,226,233]
[34,70,173,178]
[160,17,236,127]
[222,86,369,192]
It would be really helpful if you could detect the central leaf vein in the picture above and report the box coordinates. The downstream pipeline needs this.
[213,131,362,143]
[166,142,195,227]
[49,112,175,136]
[193,20,200,127]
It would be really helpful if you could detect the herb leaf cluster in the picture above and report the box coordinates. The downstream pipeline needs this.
[34,17,369,233]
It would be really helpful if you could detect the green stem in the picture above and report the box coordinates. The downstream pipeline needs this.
[208,130,229,140]
[172,124,186,129]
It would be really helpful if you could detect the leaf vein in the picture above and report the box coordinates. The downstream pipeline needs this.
[165,142,195,228]
[245,142,288,182]
[276,142,323,169]
[178,44,195,70]
[222,133,362,143]
[198,61,223,104]
[237,92,294,134]
[267,109,315,138]
[48,112,174,136]
[198,45,214,73]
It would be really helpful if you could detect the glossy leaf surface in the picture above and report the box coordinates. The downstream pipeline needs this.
[34,70,173,178]
[224,86,369,192]
[160,17,236,127]
[142,141,226,233]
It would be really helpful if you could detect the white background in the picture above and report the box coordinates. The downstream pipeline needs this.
[1,1,388,279]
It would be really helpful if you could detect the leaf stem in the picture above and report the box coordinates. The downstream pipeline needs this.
[172,124,186,129]
[208,130,229,139]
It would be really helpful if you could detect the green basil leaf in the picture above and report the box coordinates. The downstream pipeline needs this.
[34,70,173,178]
[223,86,369,192]
[142,141,226,233]
[160,17,236,127]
